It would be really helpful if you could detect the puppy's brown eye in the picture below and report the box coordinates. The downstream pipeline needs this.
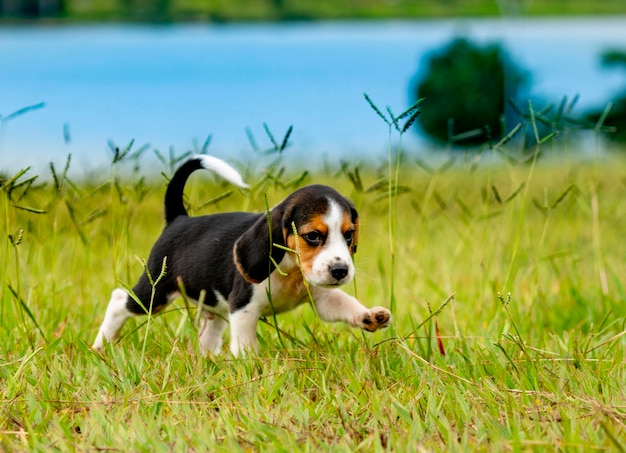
[302,231,323,246]
[343,230,354,244]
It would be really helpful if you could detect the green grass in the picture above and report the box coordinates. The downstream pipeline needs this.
[1,137,626,450]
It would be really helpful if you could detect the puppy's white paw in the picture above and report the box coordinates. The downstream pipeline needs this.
[92,334,105,352]
[359,307,392,332]
[229,338,259,357]
[198,334,223,357]
[92,288,131,351]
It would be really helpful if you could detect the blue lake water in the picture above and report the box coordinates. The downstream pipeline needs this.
[1,18,625,174]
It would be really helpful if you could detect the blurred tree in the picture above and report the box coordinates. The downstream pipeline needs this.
[586,50,626,143]
[411,37,527,147]
[0,0,64,17]
[118,0,170,21]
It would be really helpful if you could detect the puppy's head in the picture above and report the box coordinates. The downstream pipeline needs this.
[234,185,359,287]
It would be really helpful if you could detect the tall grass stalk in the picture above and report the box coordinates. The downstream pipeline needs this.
[387,126,399,317]
[590,181,609,296]
[263,193,286,350]
[1,184,10,323]
[363,94,423,318]
[501,102,543,292]
[138,257,168,371]
[1,104,43,330]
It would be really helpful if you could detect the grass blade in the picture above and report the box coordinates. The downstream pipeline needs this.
[364,93,390,125]
[3,102,46,122]
[8,284,47,342]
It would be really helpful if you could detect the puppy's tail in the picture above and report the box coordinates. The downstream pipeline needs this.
[164,154,248,224]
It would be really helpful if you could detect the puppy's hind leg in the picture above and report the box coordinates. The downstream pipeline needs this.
[198,312,229,356]
[197,292,230,356]
[92,288,135,351]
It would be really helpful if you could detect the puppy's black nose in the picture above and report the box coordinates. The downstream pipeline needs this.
[330,263,349,281]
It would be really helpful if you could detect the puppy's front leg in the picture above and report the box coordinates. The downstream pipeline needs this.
[229,307,262,356]
[92,288,134,351]
[312,288,391,332]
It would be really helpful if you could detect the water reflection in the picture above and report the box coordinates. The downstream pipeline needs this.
[0,19,624,172]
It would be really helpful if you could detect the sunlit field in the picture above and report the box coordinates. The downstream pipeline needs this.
[1,125,625,450]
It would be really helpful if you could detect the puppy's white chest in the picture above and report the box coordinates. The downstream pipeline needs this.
[256,267,310,316]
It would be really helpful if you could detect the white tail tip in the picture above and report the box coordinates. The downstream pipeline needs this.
[197,154,249,189]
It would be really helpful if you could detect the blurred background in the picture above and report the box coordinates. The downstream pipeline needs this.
[1,0,625,174]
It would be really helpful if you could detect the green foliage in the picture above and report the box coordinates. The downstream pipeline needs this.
[412,37,528,147]
[4,0,626,22]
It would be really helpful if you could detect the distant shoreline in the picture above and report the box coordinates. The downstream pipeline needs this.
[1,0,625,24]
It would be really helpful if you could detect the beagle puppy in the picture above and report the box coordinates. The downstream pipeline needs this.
[92,155,391,356]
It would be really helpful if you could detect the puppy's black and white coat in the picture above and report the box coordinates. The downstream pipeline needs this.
[92,155,391,356]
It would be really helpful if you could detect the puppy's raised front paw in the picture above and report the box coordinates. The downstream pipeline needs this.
[360,307,392,332]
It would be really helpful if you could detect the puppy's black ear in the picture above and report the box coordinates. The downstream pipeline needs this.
[349,203,359,255]
[234,207,287,284]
